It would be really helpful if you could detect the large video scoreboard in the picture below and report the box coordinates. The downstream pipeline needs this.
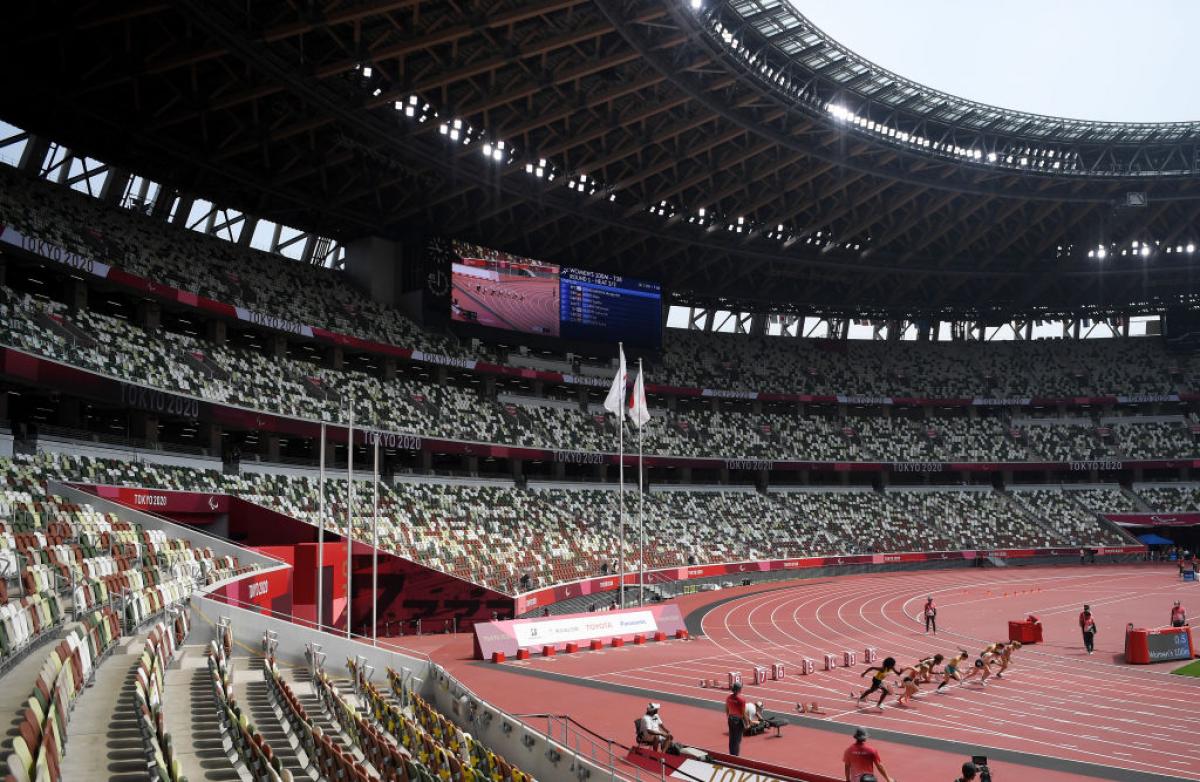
[449,240,661,348]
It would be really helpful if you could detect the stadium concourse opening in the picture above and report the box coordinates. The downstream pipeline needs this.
[5,1,1200,781]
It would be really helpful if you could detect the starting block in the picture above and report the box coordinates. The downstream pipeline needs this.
[728,671,742,690]
[864,647,878,664]
[771,663,785,681]
[800,658,815,675]
[754,666,767,685]
[823,653,837,671]
[843,650,857,667]
[796,702,823,715]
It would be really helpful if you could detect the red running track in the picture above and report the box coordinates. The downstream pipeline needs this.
[456,565,1200,782]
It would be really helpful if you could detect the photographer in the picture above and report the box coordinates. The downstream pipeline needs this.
[957,758,991,782]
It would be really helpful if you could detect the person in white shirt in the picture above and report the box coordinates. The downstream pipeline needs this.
[637,703,672,751]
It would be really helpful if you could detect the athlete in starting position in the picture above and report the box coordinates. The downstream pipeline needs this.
[854,657,898,709]
[995,641,1020,679]
[936,651,970,692]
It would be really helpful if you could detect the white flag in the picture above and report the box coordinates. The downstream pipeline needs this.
[603,345,627,415]
[628,365,651,429]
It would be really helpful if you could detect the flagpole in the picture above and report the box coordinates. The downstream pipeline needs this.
[371,434,379,646]
[618,345,625,610]
[346,401,354,639]
[638,358,645,608]
[317,420,325,631]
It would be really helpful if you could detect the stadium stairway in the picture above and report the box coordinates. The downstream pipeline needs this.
[286,668,379,776]
[236,657,315,780]
[56,636,148,782]
[0,638,65,756]
[167,647,241,782]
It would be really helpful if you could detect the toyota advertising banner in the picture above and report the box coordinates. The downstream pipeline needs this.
[474,604,685,659]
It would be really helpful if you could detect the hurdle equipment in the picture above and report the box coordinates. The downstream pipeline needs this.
[823,653,837,671]
[728,671,742,689]
[771,663,785,680]
[864,647,878,663]
[843,650,857,667]
[754,666,767,685]
[800,658,815,675]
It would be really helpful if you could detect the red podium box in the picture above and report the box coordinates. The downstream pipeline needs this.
[1008,620,1043,644]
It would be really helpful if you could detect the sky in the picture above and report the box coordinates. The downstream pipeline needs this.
[790,0,1200,123]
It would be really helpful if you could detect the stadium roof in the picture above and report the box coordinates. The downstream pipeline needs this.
[3,0,1200,321]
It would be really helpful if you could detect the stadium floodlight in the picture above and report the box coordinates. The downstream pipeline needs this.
[1188,244,1196,254]
[372,88,382,97]
[690,0,702,8]
[360,65,373,79]
[1141,245,1151,257]
[1097,246,1107,259]
[698,207,706,217]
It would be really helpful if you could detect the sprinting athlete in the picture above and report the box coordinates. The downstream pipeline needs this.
[995,641,1021,679]
[936,651,970,692]
[853,657,898,709]
[896,669,920,707]
[903,654,943,684]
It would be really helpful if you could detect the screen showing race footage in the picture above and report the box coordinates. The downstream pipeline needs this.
[449,240,661,347]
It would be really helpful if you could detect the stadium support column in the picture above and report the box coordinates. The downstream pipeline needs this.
[137,300,160,330]
[130,411,158,446]
[325,346,344,370]
[63,278,87,313]
[271,335,287,359]
[266,434,281,462]
[206,319,226,346]
[383,357,396,381]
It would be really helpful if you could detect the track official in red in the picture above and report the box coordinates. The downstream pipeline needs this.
[725,681,748,756]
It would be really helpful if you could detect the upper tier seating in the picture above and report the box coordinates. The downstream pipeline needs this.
[4,286,1194,465]
[2,163,1198,401]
